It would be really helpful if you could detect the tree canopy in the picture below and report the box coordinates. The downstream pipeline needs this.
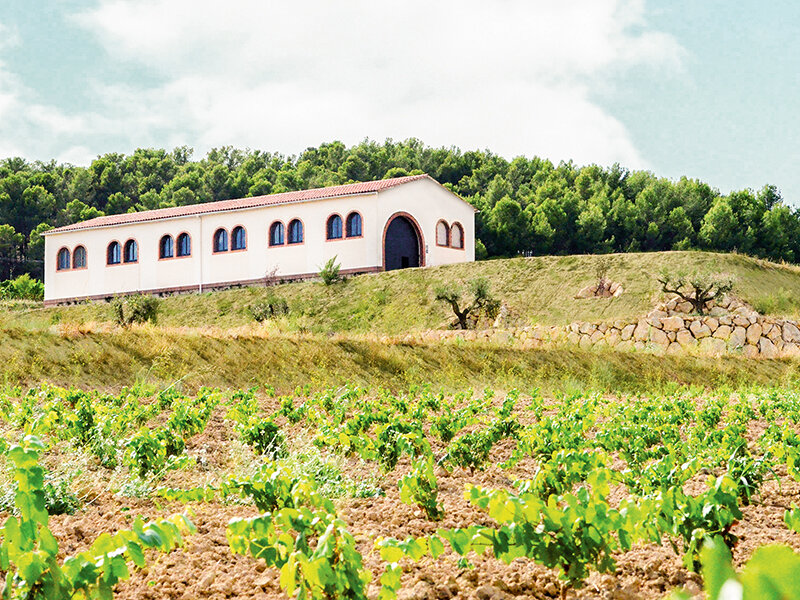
[0,139,796,280]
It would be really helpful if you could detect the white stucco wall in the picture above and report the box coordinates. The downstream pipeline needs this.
[43,179,476,303]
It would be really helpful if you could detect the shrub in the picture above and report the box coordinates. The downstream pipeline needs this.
[398,456,444,520]
[248,295,289,322]
[0,474,81,516]
[0,274,44,300]
[319,255,342,285]
[594,256,613,294]
[240,418,285,458]
[434,277,501,329]
[112,294,160,326]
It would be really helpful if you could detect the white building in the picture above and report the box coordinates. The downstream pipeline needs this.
[43,174,475,305]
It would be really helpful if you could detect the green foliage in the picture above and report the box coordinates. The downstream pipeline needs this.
[659,474,743,570]
[434,277,501,329]
[0,474,81,517]
[248,295,289,322]
[398,457,444,520]
[112,294,161,326]
[228,508,370,600]
[0,142,798,286]
[445,429,494,472]
[124,426,184,478]
[122,390,217,478]
[379,469,654,596]
[225,388,286,457]
[240,419,286,457]
[8,382,800,599]
[225,463,371,600]
[319,256,342,286]
[676,537,800,599]
[0,274,44,301]
[0,435,194,599]
[657,269,735,315]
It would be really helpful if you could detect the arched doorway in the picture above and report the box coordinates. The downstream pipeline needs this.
[383,213,423,271]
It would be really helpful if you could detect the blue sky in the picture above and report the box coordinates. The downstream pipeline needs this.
[0,1,798,204]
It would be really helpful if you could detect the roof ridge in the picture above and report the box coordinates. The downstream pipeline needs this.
[45,174,429,234]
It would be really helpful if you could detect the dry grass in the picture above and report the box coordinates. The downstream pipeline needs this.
[8,251,800,335]
[2,250,800,395]
[0,325,798,395]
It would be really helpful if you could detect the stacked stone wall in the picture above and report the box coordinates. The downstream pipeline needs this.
[405,297,800,358]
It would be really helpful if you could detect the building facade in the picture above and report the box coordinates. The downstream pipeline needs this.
[43,174,475,305]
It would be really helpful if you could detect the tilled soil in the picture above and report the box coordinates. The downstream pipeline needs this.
[27,397,800,600]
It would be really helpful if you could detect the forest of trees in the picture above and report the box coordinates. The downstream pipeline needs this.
[0,138,796,281]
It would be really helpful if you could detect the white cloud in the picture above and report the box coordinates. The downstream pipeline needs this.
[0,21,94,161]
[6,1,685,168]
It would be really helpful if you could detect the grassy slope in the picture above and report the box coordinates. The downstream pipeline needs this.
[2,250,800,394]
[0,327,798,394]
[9,250,800,334]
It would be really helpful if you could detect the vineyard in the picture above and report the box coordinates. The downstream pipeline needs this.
[1,383,799,599]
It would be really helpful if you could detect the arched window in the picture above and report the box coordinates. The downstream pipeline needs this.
[72,246,87,269]
[327,215,343,240]
[231,226,247,250]
[57,247,71,271]
[177,233,191,257]
[159,235,174,259]
[436,220,450,247]
[346,212,362,237]
[451,222,464,249]
[123,239,138,263]
[288,219,304,244]
[269,222,284,246]
[213,228,228,253]
[107,241,121,265]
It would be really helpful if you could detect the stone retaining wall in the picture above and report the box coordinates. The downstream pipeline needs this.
[404,308,800,358]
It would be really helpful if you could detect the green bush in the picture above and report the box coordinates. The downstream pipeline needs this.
[0,274,44,301]
[248,295,289,322]
[112,294,161,326]
[240,418,285,457]
[319,255,342,286]
[0,474,81,516]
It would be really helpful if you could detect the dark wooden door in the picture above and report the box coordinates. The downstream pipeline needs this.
[384,216,420,271]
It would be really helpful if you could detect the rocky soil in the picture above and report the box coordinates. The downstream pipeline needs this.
[29,395,800,600]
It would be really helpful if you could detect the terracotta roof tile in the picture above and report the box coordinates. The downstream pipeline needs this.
[46,174,430,234]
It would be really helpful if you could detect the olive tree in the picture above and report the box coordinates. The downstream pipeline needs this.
[434,277,501,330]
[656,269,735,315]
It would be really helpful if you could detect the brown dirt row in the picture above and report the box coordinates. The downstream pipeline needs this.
[28,394,800,600]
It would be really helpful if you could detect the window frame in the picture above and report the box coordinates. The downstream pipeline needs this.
[106,240,122,266]
[287,219,304,245]
[231,225,247,251]
[435,219,451,247]
[123,239,138,264]
[345,212,363,238]
[176,232,192,257]
[269,221,285,247]
[450,222,465,250]
[213,228,229,253]
[326,214,343,240]
[56,247,71,271]
[72,245,87,270]
[159,235,175,260]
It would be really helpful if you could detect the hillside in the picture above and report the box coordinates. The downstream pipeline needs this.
[0,251,797,392]
[11,250,800,335]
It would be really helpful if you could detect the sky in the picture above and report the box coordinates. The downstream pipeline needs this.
[0,1,798,203]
